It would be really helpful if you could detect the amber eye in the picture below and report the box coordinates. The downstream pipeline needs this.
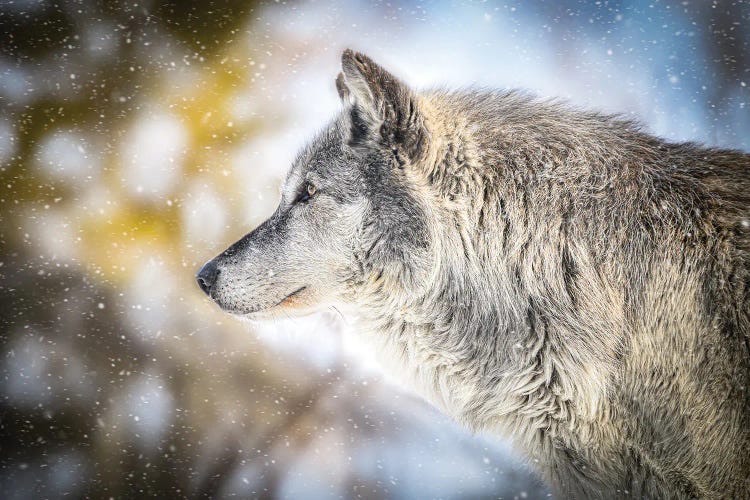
[296,182,317,203]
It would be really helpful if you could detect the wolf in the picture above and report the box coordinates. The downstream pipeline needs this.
[197,49,750,498]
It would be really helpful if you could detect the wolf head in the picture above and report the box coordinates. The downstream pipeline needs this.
[197,50,436,318]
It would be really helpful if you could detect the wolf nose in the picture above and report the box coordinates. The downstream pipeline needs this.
[196,260,220,296]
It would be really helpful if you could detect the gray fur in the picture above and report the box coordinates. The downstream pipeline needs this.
[199,50,750,498]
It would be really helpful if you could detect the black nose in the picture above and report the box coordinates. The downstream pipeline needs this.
[196,260,220,296]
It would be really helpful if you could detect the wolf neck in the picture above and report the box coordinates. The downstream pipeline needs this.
[356,251,617,453]
[355,100,625,475]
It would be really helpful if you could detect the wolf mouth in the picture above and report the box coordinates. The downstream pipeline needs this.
[222,286,309,316]
[273,286,307,307]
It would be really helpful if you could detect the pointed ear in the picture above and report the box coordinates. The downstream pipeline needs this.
[338,49,427,164]
[335,72,350,101]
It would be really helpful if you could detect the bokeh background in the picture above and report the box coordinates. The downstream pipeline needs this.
[1,0,748,498]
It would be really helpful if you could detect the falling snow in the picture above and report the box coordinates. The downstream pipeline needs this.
[1,0,748,498]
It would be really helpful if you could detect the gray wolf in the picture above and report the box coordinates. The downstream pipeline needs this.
[197,49,750,498]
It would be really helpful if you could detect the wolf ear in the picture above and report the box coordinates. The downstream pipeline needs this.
[335,72,350,101]
[338,49,427,163]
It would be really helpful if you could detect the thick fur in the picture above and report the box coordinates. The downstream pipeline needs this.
[200,50,750,498]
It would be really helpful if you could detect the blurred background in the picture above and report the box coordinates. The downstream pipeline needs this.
[0,0,748,498]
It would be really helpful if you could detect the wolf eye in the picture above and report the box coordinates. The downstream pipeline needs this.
[296,182,317,203]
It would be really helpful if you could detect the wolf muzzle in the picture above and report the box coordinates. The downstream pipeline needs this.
[196,259,220,297]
